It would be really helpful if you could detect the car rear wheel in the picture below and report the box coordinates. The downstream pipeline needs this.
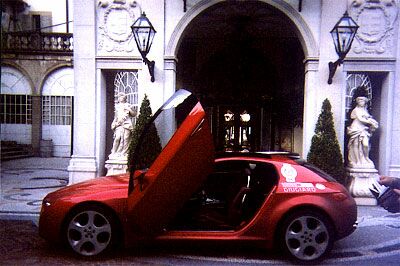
[65,205,117,256]
[279,210,334,262]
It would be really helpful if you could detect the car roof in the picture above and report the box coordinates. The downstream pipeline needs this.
[216,151,301,162]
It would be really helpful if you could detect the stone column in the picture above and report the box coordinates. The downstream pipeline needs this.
[387,59,400,177]
[160,57,178,147]
[67,0,98,184]
[390,14,400,176]
[163,57,177,102]
[302,58,319,158]
[31,95,41,156]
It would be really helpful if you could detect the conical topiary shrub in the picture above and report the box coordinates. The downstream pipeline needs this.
[128,94,162,172]
[307,99,346,184]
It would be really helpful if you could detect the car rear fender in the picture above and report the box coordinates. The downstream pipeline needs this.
[272,203,336,244]
[262,195,338,247]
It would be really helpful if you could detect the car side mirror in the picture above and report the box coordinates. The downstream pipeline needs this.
[128,169,148,194]
[138,171,145,191]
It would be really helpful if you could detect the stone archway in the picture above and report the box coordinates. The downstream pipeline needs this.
[166,0,312,153]
[166,0,317,58]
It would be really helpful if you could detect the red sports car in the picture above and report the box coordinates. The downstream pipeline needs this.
[39,89,357,262]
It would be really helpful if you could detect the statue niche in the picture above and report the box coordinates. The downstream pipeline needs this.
[346,86,380,205]
[109,92,136,159]
[347,88,379,169]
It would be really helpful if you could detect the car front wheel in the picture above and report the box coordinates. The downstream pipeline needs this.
[279,210,334,262]
[65,205,117,256]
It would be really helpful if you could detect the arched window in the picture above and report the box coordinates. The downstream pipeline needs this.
[346,73,373,122]
[0,66,32,124]
[41,67,74,157]
[113,71,139,125]
[42,67,74,126]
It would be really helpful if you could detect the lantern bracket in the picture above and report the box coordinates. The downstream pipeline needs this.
[327,11,359,84]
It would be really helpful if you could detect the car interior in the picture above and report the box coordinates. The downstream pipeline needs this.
[169,160,279,231]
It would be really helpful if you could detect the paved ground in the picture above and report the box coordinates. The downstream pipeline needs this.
[0,157,399,264]
[0,157,69,222]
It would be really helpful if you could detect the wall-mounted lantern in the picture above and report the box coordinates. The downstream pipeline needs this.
[328,11,359,84]
[131,12,156,82]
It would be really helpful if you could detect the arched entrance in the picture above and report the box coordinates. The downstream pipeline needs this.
[41,67,74,157]
[0,65,33,144]
[175,1,305,152]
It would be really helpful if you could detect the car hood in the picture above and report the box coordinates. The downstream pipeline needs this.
[47,174,129,202]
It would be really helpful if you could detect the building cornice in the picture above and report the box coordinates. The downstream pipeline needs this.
[343,57,397,72]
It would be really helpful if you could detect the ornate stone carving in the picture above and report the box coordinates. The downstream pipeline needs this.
[109,92,136,159]
[105,158,128,176]
[346,85,380,205]
[349,0,399,55]
[347,170,379,205]
[97,0,139,54]
[347,96,379,169]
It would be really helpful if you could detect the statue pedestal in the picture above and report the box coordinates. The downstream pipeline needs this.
[347,168,379,206]
[105,158,128,176]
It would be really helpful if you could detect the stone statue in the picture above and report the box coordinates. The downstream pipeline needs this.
[347,95,379,169]
[110,92,136,159]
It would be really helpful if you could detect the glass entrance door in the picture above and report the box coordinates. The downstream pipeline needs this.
[207,106,259,152]
[222,108,252,151]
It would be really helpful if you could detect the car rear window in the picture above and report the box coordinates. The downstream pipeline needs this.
[298,161,338,183]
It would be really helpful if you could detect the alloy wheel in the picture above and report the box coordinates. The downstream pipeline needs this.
[284,214,331,261]
[67,209,112,256]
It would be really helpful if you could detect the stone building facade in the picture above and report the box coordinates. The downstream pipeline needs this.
[1,0,73,157]
[2,1,400,192]
[69,0,400,184]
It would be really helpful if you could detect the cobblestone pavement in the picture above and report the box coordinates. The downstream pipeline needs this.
[0,215,399,265]
[0,157,69,221]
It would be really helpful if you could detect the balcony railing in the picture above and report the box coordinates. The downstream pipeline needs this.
[2,31,73,55]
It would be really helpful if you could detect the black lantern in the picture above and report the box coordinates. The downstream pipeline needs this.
[328,11,359,84]
[131,12,156,82]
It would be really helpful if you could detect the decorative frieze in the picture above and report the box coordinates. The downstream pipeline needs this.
[97,0,140,55]
[349,0,399,56]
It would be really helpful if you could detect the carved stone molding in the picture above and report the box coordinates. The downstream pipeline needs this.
[349,0,399,55]
[347,169,379,205]
[97,0,139,54]
[105,158,128,176]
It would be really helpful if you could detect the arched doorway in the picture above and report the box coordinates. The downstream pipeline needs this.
[176,1,305,152]
[0,65,33,144]
[41,67,74,157]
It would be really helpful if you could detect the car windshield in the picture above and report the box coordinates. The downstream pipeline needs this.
[130,89,198,172]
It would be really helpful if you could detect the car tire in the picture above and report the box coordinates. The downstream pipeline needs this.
[64,204,119,256]
[278,209,334,263]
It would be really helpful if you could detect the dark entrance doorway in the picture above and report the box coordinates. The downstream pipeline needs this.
[176,1,305,152]
[207,105,259,152]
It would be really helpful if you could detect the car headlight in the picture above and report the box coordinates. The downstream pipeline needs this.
[43,198,52,207]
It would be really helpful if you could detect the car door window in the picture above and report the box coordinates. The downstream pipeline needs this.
[169,160,279,231]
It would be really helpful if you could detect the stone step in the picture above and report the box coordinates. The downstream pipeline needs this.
[1,141,34,161]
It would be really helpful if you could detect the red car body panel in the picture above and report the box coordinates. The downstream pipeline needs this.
[39,90,357,258]
[152,158,356,248]
[39,174,129,243]
[126,102,214,237]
